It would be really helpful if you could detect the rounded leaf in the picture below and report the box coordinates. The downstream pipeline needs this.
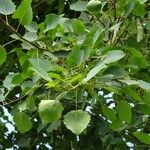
[63,110,90,135]
[0,0,16,15]
[38,100,64,124]
[13,112,32,133]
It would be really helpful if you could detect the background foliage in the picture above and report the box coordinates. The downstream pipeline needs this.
[0,0,150,149]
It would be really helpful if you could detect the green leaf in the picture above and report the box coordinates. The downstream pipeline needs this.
[138,80,150,91]
[83,50,125,82]
[120,80,150,91]
[0,0,16,15]
[69,74,83,85]
[25,22,38,33]
[26,96,36,111]
[139,104,150,115]
[0,46,7,65]
[123,87,141,101]
[46,120,61,133]
[117,101,132,124]
[83,62,105,83]
[127,48,148,69]
[70,1,88,11]
[18,102,27,112]
[29,58,52,81]
[137,19,143,42]
[21,6,33,25]
[102,106,117,122]
[58,0,65,14]
[102,50,125,64]
[0,88,5,102]
[143,91,150,105]
[125,1,135,16]
[12,73,24,85]
[44,14,61,32]
[64,110,90,135]
[72,19,85,34]
[109,118,122,130]
[136,0,148,5]
[110,22,122,43]
[23,32,38,42]
[120,80,139,85]
[12,0,32,25]
[104,66,126,79]
[31,67,51,81]
[13,112,32,133]
[3,73,15,90]
[67,46,84,68]
[86,0,101,14]
[17,137,30,147]
[38,100,64,124]
[134,3,146,17]
[134,132,150,145]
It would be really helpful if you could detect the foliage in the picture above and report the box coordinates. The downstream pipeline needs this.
[0,0,150,149]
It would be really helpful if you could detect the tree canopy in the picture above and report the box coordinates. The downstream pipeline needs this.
[0,0,150,149]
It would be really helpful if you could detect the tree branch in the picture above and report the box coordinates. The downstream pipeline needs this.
[0,16,60,58]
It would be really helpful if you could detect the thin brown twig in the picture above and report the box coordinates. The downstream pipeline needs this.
[0,16,56,57]
[3,91,33,106]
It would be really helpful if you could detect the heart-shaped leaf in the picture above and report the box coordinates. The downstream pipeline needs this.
[64,110,90,135]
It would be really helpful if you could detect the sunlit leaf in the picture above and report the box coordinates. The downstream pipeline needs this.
[38,100,64,124]
[137,19,143,42]
[44,14,61,32]
[70,1,87,11]
[120,80,150,91]
[0,88,5,102]
[0,0,16,15]
[13,0,32,25]
[72,19,85,34]
[83,50,125,82]
[29,58,52,81]
[64,110,90,135]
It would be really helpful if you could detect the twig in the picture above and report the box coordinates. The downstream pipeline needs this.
[0,17,56,56]
[114,21,131,45]
[3,39,17,47]
[5,15,8,25]
[3,91,33,106]
[113,0,117,20]
[90,13,106,28]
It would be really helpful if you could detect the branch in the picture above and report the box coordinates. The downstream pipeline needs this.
[0,16,58,57]
[0,17,43,50]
